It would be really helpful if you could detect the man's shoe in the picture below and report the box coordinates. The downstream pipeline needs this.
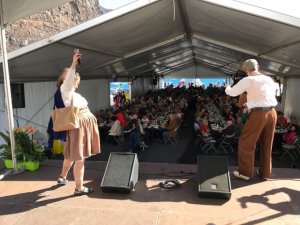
[233,171,250,181]
[256,170,268,180]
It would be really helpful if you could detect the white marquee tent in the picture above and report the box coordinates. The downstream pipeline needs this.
[1,0,300,170]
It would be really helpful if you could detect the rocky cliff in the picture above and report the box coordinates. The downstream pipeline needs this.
[6,0,111,52]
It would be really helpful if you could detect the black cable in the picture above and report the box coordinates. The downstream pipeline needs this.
[159,179,181,190]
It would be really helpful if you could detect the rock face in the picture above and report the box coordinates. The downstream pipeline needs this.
[5,0,109,52]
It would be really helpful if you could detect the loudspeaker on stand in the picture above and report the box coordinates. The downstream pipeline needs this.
[11,83,25,108]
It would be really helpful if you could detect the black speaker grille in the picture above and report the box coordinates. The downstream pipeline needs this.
[197,156,231,199]
[102,154,135,188]
[152,79,157,85]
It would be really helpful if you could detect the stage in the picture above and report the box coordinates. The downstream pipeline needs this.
[0,160,299,225]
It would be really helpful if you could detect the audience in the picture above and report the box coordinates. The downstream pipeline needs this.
[94,84,299,158]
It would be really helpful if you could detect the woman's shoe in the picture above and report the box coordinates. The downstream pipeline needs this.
[74,187,94,196]
[57,176,68,185]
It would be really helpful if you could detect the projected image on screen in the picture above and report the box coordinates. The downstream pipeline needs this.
[110,82,130,107]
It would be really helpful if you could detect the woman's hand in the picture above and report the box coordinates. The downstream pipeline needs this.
[70,51,82,69]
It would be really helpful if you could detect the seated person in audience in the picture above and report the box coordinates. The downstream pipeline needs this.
[222,119,235,136]
[105,109,113,123]
[149,107,157,120]
[141,113,150,127]
[116,107,127,128]
[228,111,236,122]
[176,112,184,122]
[283,124,297,145]
[214,119,234,144]
[137,118,149,147]
[108,116,122,145]
[233,117,244,137]
[199,119,209,136]
[277,111,288,128]
[287,115,300,134]
[99,109,106,123]
[194,116,201,131]
[125,114,139,152]
[161,112,178,144]
[94,110,101,124]
[97,110,111,139]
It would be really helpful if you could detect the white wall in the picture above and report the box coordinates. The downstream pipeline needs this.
[283,78,300,120]
[78,79,110,112]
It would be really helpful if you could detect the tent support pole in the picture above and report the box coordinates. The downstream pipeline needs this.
[0,0,24,177]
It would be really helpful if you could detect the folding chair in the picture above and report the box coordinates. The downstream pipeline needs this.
[112,135,124,145]
[194,129,203,146]
[217,133,236,153]
[199,131,217,154]
[280,136,300,166]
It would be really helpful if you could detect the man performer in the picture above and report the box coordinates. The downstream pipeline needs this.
[225,59,277,180]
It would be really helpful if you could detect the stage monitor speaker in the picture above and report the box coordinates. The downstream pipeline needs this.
[197,156,231,199]
[11,83,25,108]
[101,152,139,193]
[152,78,157,85]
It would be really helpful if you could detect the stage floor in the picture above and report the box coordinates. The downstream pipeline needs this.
[0,160,299,225]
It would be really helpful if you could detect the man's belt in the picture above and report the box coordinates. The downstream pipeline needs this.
[251,107,274,111]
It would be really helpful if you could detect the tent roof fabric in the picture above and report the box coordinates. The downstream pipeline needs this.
[2,0,300,82]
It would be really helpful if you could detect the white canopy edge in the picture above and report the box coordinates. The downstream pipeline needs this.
[201,0,300,28]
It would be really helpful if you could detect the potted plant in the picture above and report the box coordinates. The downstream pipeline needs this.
[0,131,24,169]
[23,142,45,171]
[0,126,46,171]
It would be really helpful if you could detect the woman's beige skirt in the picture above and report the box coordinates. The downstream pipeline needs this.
[64,107,101,161]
